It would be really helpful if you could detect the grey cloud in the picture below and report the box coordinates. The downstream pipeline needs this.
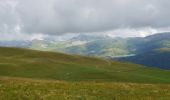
[1,0,170,35]
[0,0,19,33]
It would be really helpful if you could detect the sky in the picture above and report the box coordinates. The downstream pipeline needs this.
[0,0,170,40]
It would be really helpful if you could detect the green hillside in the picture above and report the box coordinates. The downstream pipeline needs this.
[0,47,170,83]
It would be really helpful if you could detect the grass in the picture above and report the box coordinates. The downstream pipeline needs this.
[0,76,170,100]
[0,47,170,83]
[0,47,170,99]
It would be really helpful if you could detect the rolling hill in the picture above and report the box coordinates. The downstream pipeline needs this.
[0,47,170,83]
[0,47,170,99]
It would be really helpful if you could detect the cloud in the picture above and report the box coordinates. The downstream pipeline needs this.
[0,0,170,36]
[103,28,158,38]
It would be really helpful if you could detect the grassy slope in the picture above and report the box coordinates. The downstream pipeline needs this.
[0,76,170,100]
[0,47,170,83]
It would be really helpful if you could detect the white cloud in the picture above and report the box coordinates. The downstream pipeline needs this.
[101,27,169,38]
[0,0,170,40]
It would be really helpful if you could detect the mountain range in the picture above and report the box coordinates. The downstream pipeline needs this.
[0,32,169,69]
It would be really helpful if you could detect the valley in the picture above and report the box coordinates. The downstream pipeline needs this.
[0,32,169,69]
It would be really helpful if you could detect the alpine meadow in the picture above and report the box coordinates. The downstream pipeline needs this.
[0,0,170,100]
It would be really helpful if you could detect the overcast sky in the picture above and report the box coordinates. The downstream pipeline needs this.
[0,0,170,40]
